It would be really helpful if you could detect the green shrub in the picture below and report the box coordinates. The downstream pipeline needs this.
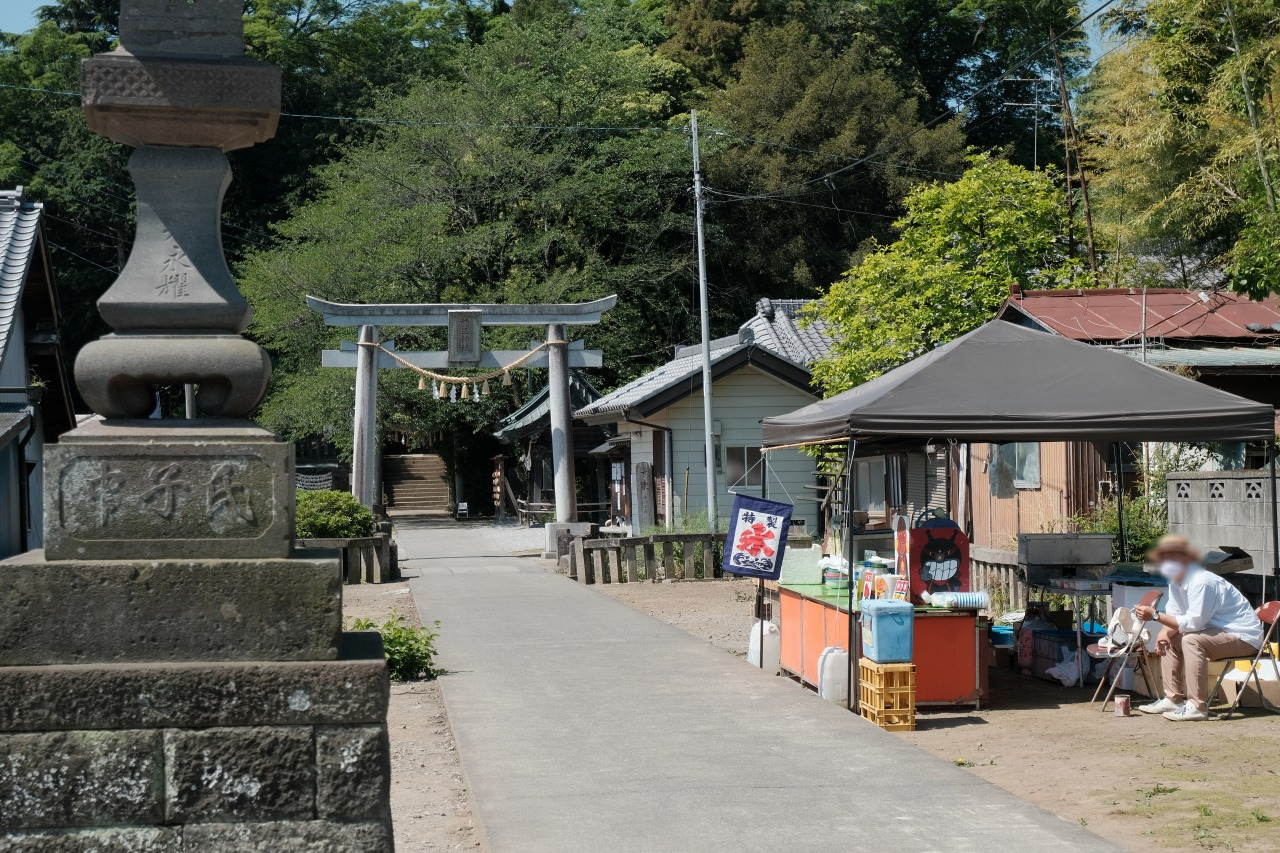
[295,489,374,539]
[349,610,440,680]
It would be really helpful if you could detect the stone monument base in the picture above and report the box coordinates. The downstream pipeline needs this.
[0,633,394,852]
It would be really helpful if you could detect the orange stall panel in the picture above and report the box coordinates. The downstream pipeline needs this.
[913,613,981,706]
[779,588,803,676]
[801,598,828,686]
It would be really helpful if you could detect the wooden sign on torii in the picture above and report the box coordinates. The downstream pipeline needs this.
[308,295,616,522]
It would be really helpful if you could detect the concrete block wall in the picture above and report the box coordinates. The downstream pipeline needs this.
[0,635,393,852]
[1166,471,1279,572]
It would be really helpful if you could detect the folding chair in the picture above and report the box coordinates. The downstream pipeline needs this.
[1208,601,1280,719]
[1088,589,1162,712]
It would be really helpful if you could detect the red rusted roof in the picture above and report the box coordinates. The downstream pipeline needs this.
[1000,286,1280,343]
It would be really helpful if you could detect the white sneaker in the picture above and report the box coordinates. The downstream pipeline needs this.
[1163,705,1208,722]
[1138,698,1181,714]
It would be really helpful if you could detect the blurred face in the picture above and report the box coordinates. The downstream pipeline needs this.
[1156,553,1190,583]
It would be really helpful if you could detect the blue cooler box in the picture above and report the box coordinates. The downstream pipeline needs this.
[861,599,914,663]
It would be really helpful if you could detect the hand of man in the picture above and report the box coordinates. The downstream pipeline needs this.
[1134,604,1157,622]
[1155,626,1174,656]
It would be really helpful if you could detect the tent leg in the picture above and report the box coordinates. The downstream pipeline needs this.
[844,440,857,712]
[1270,442,1278,599]
[1113,443,1127,562]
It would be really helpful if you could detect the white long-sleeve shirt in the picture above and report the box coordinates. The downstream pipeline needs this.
[1166,565,1265,649]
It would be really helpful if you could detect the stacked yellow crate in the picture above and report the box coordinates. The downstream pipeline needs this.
[858,658,916,732]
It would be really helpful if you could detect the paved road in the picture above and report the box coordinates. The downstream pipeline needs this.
[402,520,1116,853]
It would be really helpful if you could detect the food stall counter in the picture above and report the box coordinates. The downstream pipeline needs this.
[777,583,986,708]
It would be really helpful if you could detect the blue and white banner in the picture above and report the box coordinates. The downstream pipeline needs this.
[721,494,794,580]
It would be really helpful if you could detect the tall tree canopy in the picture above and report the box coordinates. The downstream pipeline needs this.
[239,5,697,452]
[1079,0,1280,296]
[811,153,1087,393]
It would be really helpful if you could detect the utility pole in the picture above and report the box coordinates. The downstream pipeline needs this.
[1054,46,1099,285]
[691,110,718,533]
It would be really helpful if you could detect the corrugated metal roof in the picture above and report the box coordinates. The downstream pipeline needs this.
[0,189,43,371]
[0,402,31,448]
[1002,287,1280,343]
[1104,345,1280,369]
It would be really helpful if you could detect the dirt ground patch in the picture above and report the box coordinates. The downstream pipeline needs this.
[594,577,1280,853]
[344,580,482,852]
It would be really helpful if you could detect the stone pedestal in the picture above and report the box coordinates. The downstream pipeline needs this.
[1,424,395,850]
[0,446,397,850]
[0,1,397,848]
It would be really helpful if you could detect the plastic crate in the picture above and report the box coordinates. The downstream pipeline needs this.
[858,658,916,729]
[1031,629,1104,684]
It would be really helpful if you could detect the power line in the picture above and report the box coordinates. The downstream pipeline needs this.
[47,240,117,273]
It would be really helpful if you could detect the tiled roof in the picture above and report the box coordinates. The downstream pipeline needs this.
[494,373,601,442]
[577,298,834,419]
[0,188,43,371]
[574,342,744,418]
[739,298,834,366]
[1001,286,1280,343]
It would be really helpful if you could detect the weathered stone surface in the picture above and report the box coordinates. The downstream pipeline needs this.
[77,335,273,420]
[0,634,387,732]
[316,726,391,821]
[2,827,180,852]
[164,727,314,822]
[82,54,281,151]
[43,421,292,560]
[120,0,244,56]
[182,820,394,852]
[0,731,163,830]
[0,552,340,666]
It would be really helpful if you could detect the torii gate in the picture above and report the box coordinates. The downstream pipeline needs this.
[308,295,616,523]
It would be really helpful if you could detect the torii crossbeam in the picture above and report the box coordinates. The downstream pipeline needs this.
[309,295,616,522]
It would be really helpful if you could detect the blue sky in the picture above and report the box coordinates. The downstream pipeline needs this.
[0,2,41,35]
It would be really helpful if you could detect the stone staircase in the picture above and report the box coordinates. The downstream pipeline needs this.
[383,454,450,512]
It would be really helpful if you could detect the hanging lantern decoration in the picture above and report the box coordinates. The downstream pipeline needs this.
[502,370,513,387]
[482,380,491,397]
[418,375,426,391]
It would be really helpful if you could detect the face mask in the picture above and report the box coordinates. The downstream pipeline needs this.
[1157,560,1182,581]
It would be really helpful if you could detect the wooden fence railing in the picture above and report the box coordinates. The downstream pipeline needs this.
[570,533,719,583]
[296,533,394,584]
[969,547,1026,613]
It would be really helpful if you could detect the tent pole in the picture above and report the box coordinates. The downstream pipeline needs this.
[1270,442,1278,598]
[1112,443,1127,562]
[759,453,768,670]
[845,440,857,712]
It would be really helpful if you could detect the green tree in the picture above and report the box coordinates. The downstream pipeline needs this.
[1079,0,1280,295]
[239,7,698,462]
[810,153,1087,393]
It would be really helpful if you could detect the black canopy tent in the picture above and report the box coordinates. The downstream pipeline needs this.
[761,320,1278,707]
[762,320,1277,446]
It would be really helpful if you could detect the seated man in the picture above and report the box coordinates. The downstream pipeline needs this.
[1135,535,1265,722]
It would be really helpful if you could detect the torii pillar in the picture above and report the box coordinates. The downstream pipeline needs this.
[310,296,615,522]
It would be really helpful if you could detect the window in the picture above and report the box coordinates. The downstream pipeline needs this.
[997,442,1041,489]
[854,456,887,514]
[726,446,762,488]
